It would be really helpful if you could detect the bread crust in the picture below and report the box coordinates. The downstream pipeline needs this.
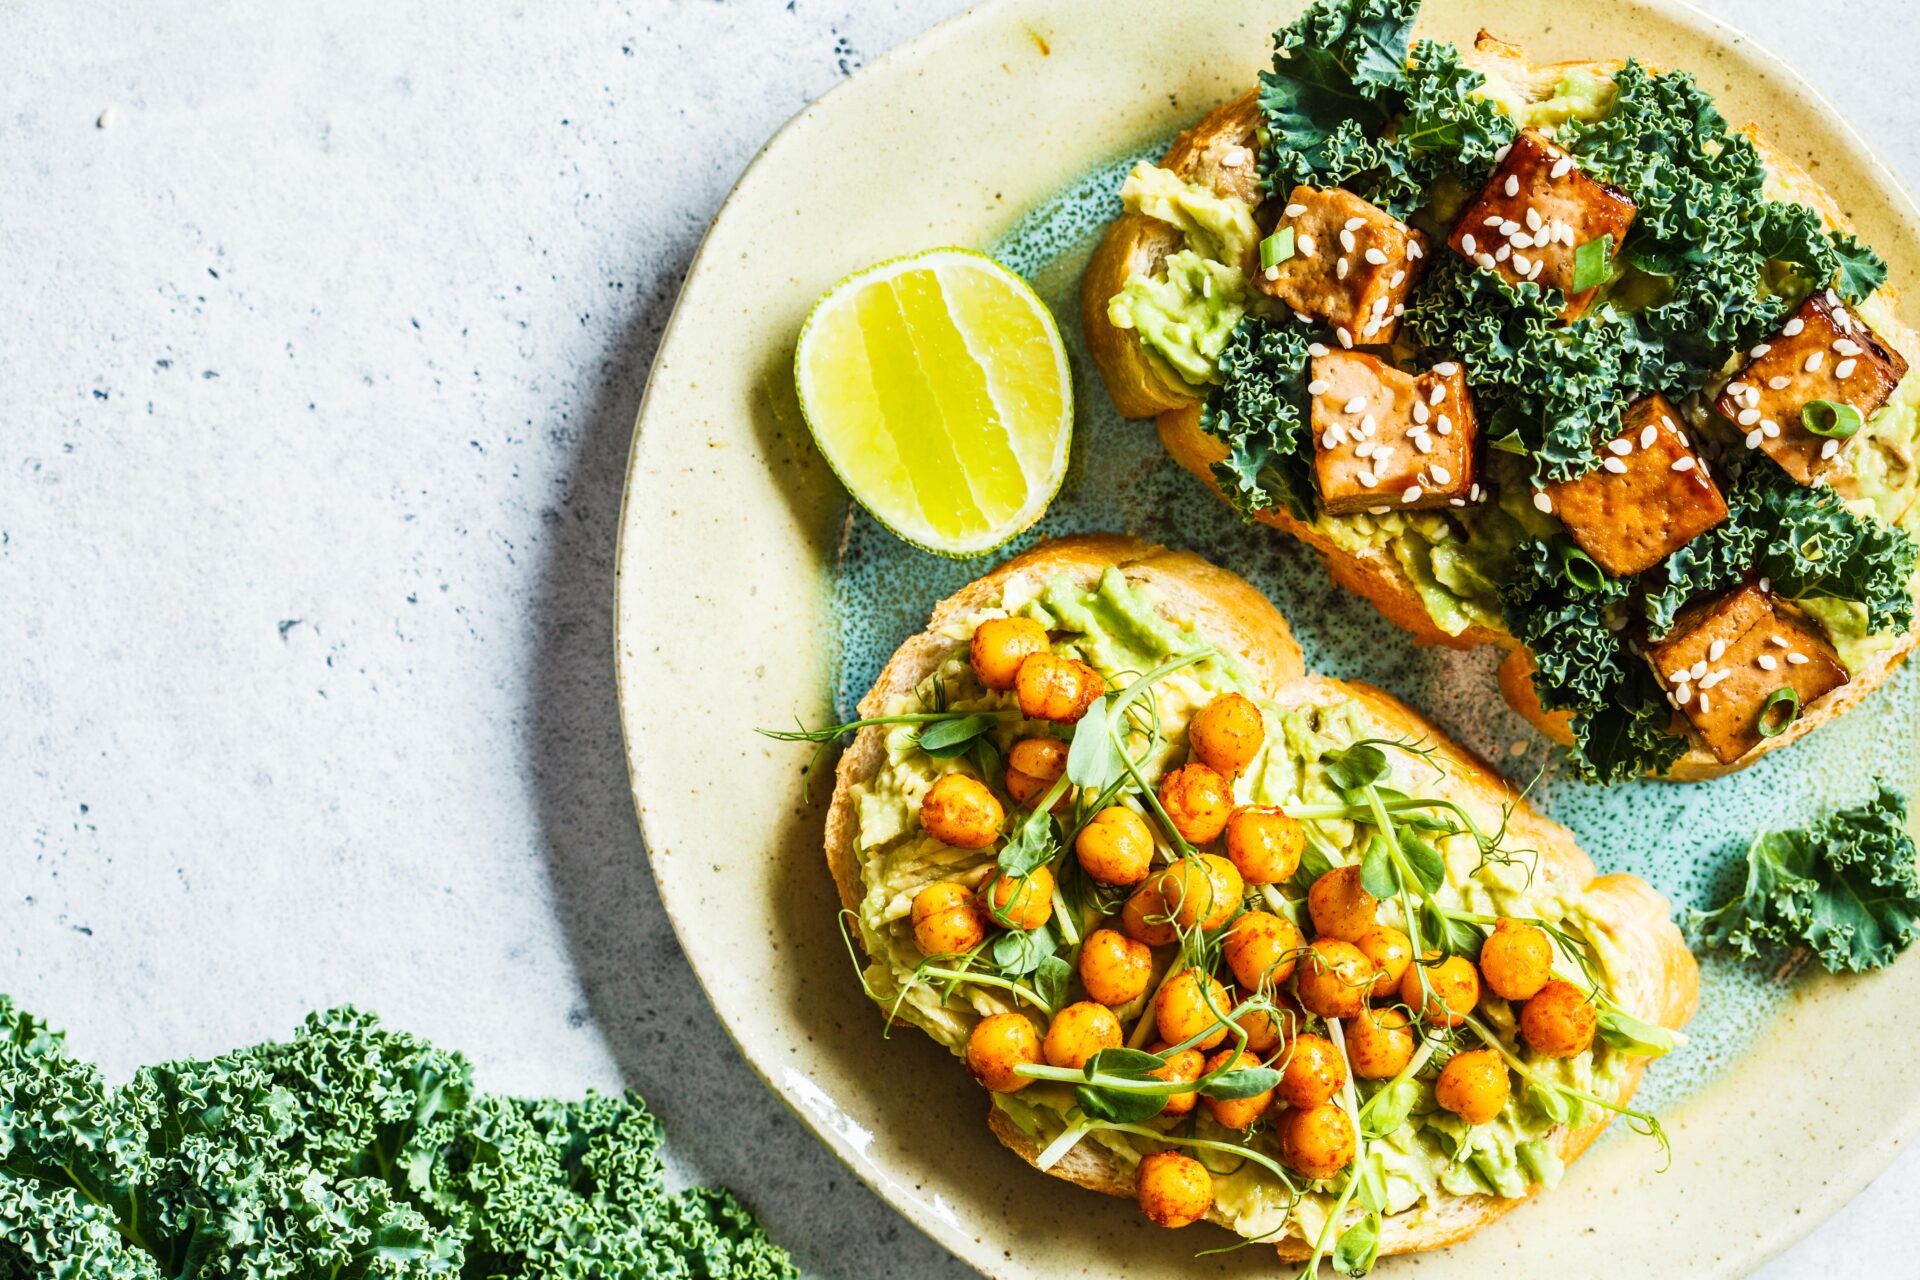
[1084,34,1920,777]
[827,534,1698,1260]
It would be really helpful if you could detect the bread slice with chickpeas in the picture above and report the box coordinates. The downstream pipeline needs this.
[825,534,1697,1262]
[1082,33,1920,781]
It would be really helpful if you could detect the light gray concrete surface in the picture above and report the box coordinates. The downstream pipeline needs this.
[0,2,1911,1276]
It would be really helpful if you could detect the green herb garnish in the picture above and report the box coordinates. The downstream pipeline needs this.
[1570,234,1612,293]
[1755,686,1800,738]
[1801,398,1864,440]
[1260,226,1296,270]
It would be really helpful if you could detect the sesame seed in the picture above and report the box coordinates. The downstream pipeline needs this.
[1699,693,1711,714]
[1835,338,1863,357]
[1528,259,1545,280]
[1337,327,1353,348]
[1298,234,1317,256]
[1356,441,1375,459]
[1602,457,1628,474]
[1690,659,1707,680]
[1667,669,1689,685]
[1836,358,1857,380]
[1362,316,1383,338]
[1412,401,1430,425]
[1550,156,1574,179]
[1640,424,1658,448]
[1358,468,1377,487]
[1471,484,1484,501]
[1758,654,1777,671]
[1431,465,1451,484]
[1483,214,1503,227]
[1264,265,1280,281]
[1821,438,1840,460]
[1745,428,1764,449]
[1321,430,1340,449]
[1370,506,1391,515]
[1389,269,1406,287]
[1462,233,1477,255]
[1372,444,1394,462]
[1345,216,1367,232]
[1533,490,1553,513]
[1701,669,1728,690]
[1309,342,1330,357]
[1434,362,1459,375]
[1671,456,1696,472]
[1783,317,1806,336]
[1285,202,1308,217]
[1340,229,1357,254]
[1402,485,1423,503]
[1360,415,1376,436]
[1337,257,1351,280]
[1450,497,1467,507]
[1429,384,1446,405]
[1675,683,1693,706]
[1437,414,1453,436]
[1500,220,1521,238]
[1514,253,1533,275]
[1826,288,1841,307]
[1407,240,1424,260]
[1728,381,1751,397]
[1760,577,1772,593]
[1805,351,1826,373]
[1766,376,1791,390]
[1750,343,1772,358]
[1494,243,1512,263]
[1608,437,1633,456]
[1737,407,1761,426]
[1787,652,1809,666]
[1761,419,1780,438]
[1294,310,1312,324]
[1494,142,1513,163]
[1364,247,1389,265]
[1708,638,1726,661]
[1504,174,1521,197]
[1414,433,1433,454]
[1308,379,1331,396]
[1525,207,1543,231]
[1770,635,1789,648]
[1343,395,1367,414]
[1478,253,1498,270]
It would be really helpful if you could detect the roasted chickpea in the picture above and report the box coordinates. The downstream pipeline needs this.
[1148,1041,1204,1117]
[1200,1049,1275,1130]
[910,881,989,957]
[1005,737,1071,811]
[1136,1150,1213,1228]
[1120,882,1178,947]
[1277,1033,1346,1109]
[1015,653,1105,723]
[1434,1048,1510,1125]
[1188,693,1266,776]
[1222,807,1304,885]
[1157,762,1233,846]
[1043,1001,1122,1070]
[969,615,1047,691]
[918,774,1003,849]
[1344,1007,1415,1080]
[1306,865,1378,942]
[1153,854,1243,932]
[1223,911,1305,991]
[1078,929,1154,1007]
[1519,980,1598,1059]
[1352,925,1412,1001]
[1154,968,1230,1051]
[1479,919,1554,1002]
[1295,938,1373,1020]
[1399,953,1481,1029]
[980,865,1054,931]
[1279,1103,1356,1181]
[1232,999,1286,1055]
[1075,806,1155,886]
[964,1013,1040,1093]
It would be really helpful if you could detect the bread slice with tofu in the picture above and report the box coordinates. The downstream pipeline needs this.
[1082,31,1920,780]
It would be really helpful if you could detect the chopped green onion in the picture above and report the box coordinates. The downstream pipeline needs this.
[1801,399,1864,440]
[1756,686,1800,738]
[1571,234,1613,293]
[1557,542,1606,591]
[1259,227,1295,271]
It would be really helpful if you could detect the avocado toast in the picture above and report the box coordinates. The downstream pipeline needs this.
[823,535,1696,1265]
[1083,0,1920,782]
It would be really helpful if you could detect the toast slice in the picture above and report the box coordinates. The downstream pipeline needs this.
[826,534,1698,1260]
[1082,34,1920,780]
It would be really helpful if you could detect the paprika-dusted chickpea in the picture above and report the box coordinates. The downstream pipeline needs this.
[1149,1040,1204,1117]
[1015,653,1105,723]
[964,1013,1040,1093]
[1200,1049,1275,1130]
[1277,1033,1346,1109]
[1154,968,1231,1051]
[1519,980,1598,1059]
[1153,854,1243,932]
[1222,807,1305,885]
[1136,1150,1213,1228]
[1223,911,1305,991]
[1344,1007,1415,1080]
[1005,737,1071,811]
[1306,864,1378,942]
[1295,938,1373,1020]
[1435,1048,1511,1125]
[1479,919,1555,1001]
[1352,925,1412,1001]
[1399,953,1481,1029]
[1232,998,1286,1055]
[969,615,1048,691]
[980,865,1054,931]
[1188,693,1266,776]
[1157,762,1233,846]
[910,881,990,957]
[1075,805,1155,886]
[1120,881,1178,947]
[1078,928,1154,1007]
[1043,1001,1122,1070]
[919,774,1003,850]
[1279,1103,1356,1181]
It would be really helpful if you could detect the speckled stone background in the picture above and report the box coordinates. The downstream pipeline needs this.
[2,2,1913,1276]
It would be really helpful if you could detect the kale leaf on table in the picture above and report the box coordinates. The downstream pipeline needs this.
[0,1004,797,1280]
[1691,784,1920,973]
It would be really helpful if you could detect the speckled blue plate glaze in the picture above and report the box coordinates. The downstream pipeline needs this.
[830,141,1920,1117]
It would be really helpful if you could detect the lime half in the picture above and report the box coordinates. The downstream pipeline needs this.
[794,249,1073,557]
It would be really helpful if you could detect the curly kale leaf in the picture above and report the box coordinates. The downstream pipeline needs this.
[1498,538,1682,782]
[1398,39,1513,175]
[1691,783,1920,973]
[1203,317,1318,521]
[1259,0,1418,192]
[1831,231,1891,303]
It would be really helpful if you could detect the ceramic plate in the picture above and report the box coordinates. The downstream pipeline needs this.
[615,1,1920,1273]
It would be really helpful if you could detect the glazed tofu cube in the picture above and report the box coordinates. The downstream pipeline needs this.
[1310,351,1481,515]
[1647,583,1849,764]
[1544,394,1728,576]
[1715,290,1910,485]
[1256,186,1430,347]
[1448,128,1636,321]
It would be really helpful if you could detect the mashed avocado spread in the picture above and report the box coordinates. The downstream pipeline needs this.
[848,570,1642,1244]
